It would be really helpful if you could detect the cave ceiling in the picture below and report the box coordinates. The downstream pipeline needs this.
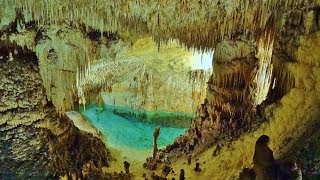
[0,0,318,114]
[1,0,316,50]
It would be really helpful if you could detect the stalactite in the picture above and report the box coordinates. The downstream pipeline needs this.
[271,56,296,97]
[0,0,314,116]
[1,0,309,52]
[253,29,275,105]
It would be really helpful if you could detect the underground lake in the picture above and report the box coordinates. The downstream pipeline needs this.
[81,104,192,154]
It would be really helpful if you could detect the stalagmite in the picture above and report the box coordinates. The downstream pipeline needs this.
[153,127,160,159]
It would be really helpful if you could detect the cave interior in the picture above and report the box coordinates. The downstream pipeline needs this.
[0,0,320,179]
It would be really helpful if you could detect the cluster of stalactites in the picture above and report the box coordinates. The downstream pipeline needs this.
[189,69,212,104]
[189,69,212,86]
[253,30,275,105]
[76,55,114,110]
[0,0,313,51]
[211,62,255,90]
[1,28,89,115]
[75,58,146,108]
[198,63,255,127]
[33,27,96,115]
[38,53,89,114]
[270,57,296,98]
[6,25,101,115]
[196,36,262,127]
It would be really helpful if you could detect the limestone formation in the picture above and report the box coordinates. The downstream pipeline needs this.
[179,169,185,180]
[0,0,312,114]
[1,0,320,179]
[194,163,202,172]
[124,161,131,174]
[0,51,111,178]
[153,127,160,159]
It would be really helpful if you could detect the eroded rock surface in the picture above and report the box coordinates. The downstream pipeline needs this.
[0,54,111,178]
[146,3,320,174]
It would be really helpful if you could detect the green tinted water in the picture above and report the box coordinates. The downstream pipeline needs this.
[81,105,190,150]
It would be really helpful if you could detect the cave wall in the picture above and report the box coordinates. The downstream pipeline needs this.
[82,38,211,114]
[159,34,272,156]
[160,12,320,178]
[0,53,111,178]
[271,7,320,177]
[1,0,315,115]
[5,24,209,115]
[5,24,103,114]
[151,4,320,179]
[100,68,210,113]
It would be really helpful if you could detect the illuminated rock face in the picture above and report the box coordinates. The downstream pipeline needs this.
[0,54,111,178]
[152,6,320,169]
[149,8,320,179]
[235,11,320,179]
[0,0,317,116]
[81,38,212,114]
[156,36,264,157]
[5,27,211,115]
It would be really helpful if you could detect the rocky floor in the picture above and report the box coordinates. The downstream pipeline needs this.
[0,54,111,178]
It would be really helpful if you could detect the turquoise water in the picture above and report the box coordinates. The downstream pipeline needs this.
[81,105,188,150]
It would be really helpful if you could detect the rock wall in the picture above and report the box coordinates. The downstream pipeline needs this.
[153,3,320,169]
[5,21,210,115]
[161,11,320,177]
[0,53,111,178]
[156,36,266,159]
[82,38,211,114]
[5,24,102,114]
[270,7,320,178]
